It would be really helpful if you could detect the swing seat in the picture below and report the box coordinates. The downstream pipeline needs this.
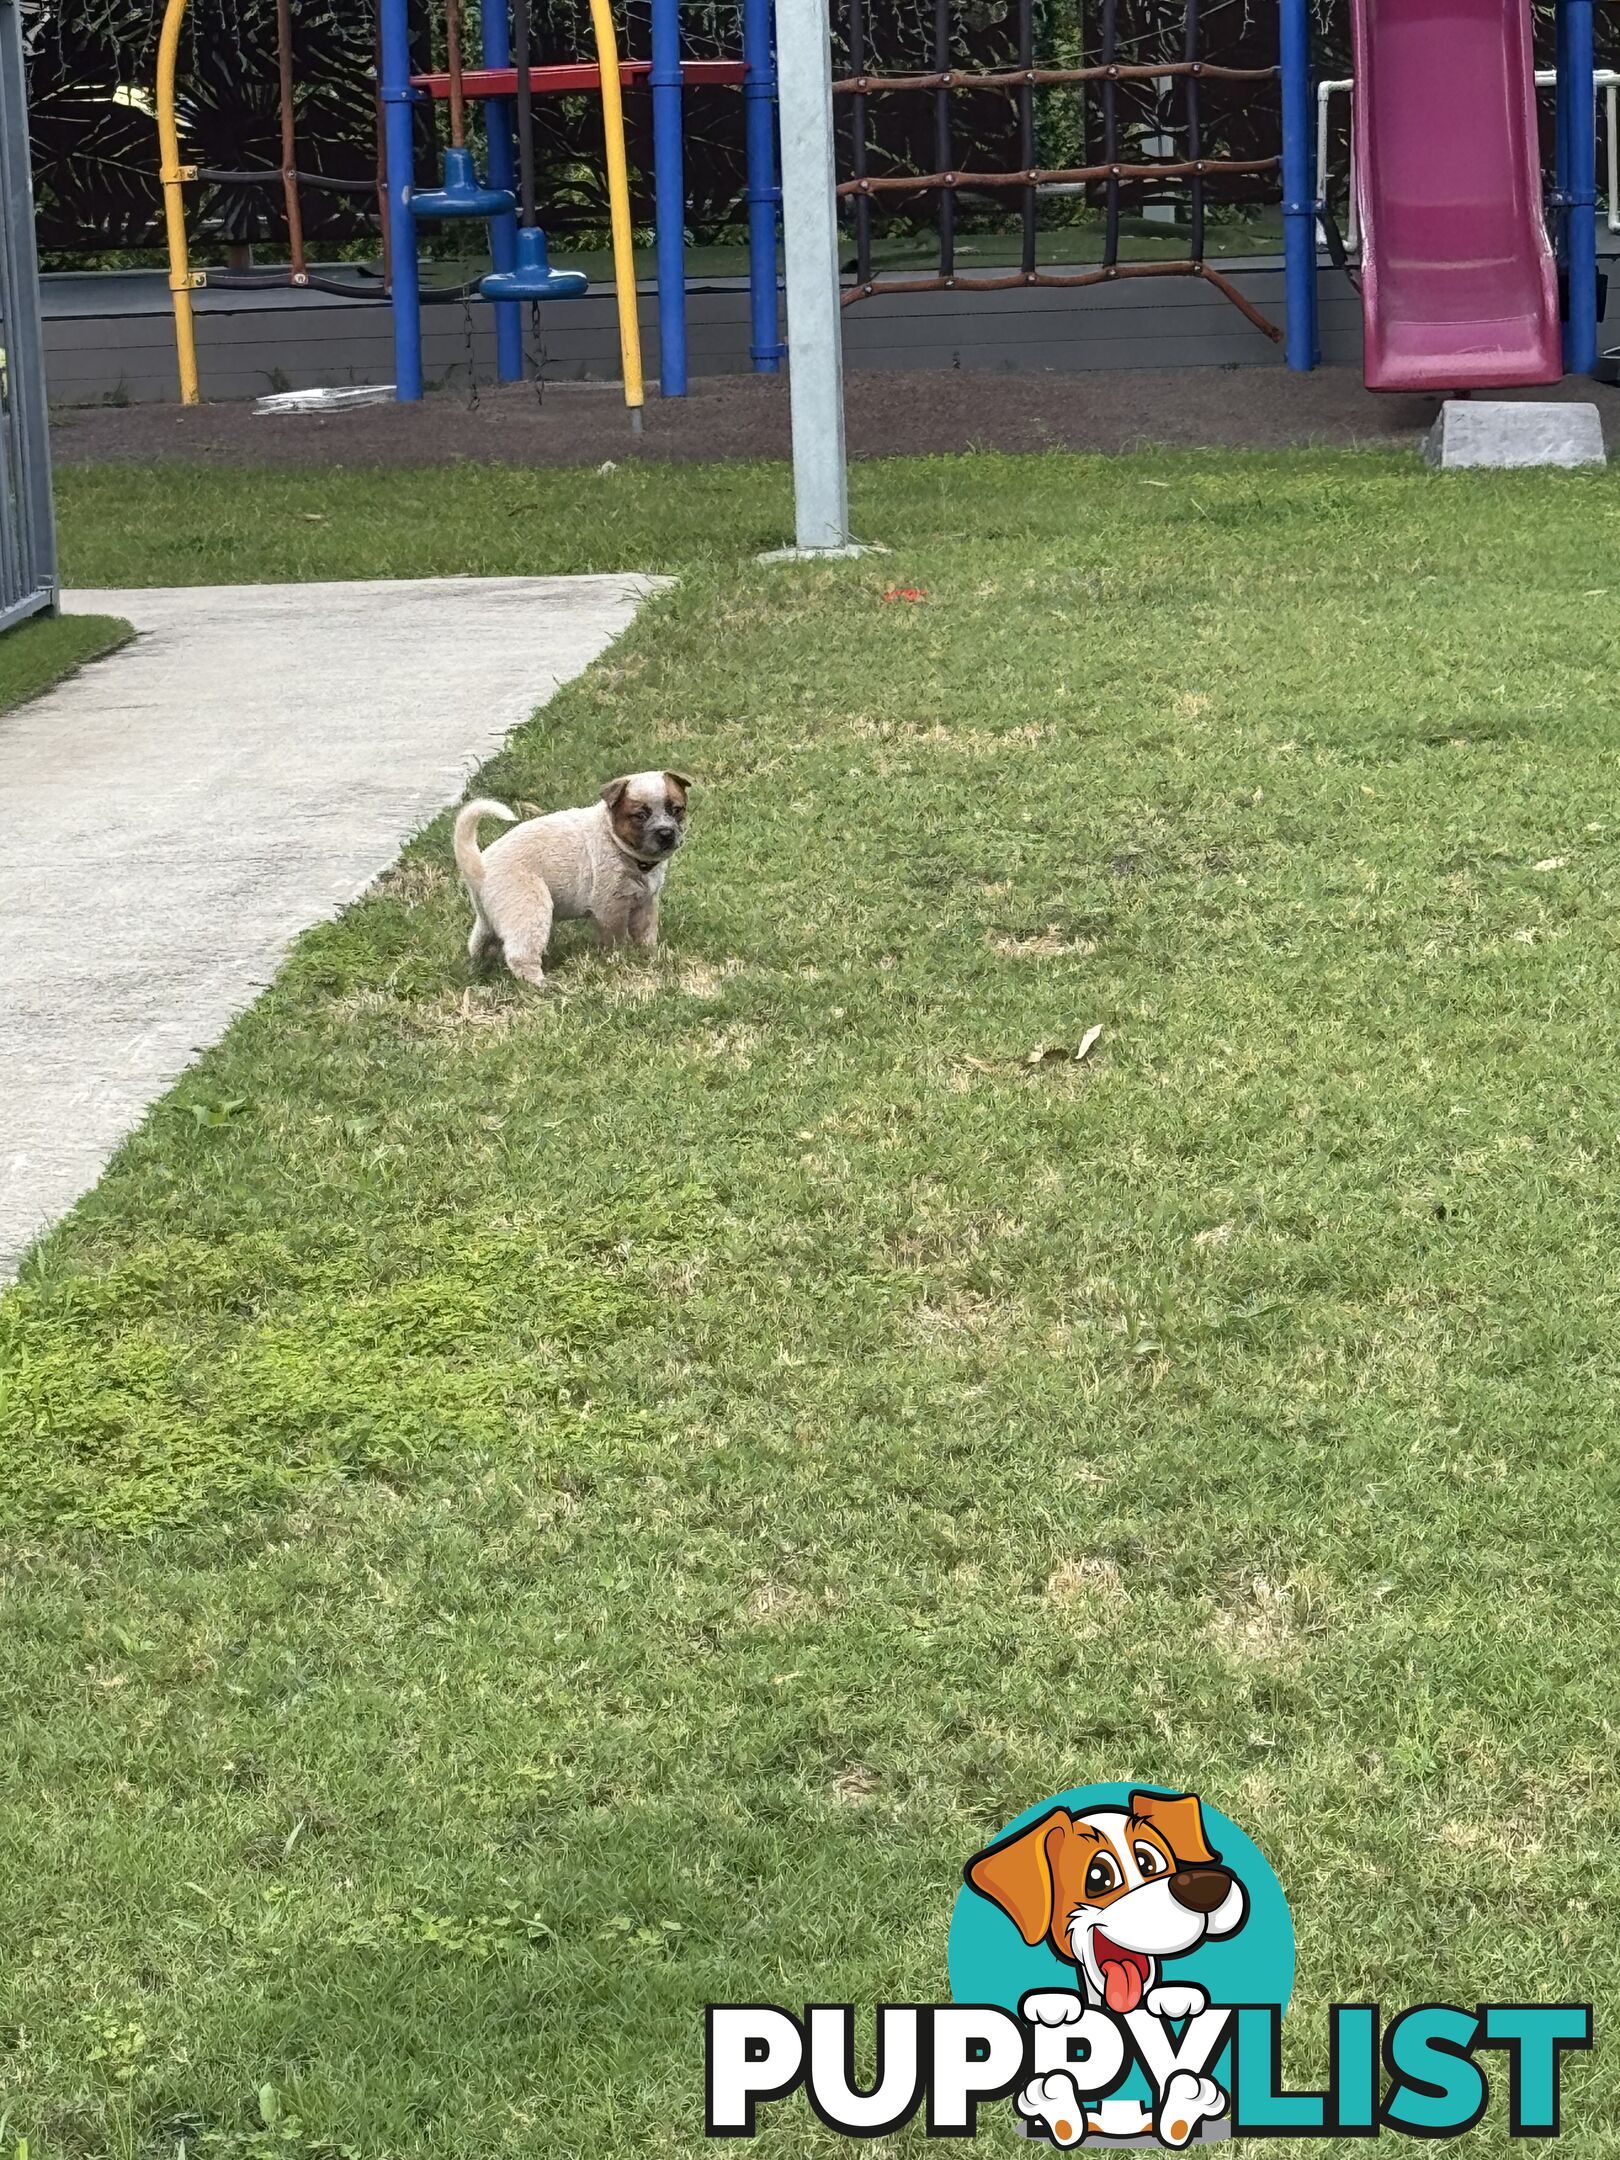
[413,145,516,221]
[480,224,588,301]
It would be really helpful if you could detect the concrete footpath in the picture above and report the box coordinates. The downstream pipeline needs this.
[0,574,666,1278]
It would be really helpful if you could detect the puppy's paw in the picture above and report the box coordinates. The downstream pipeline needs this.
[1019,1990,1088,2028]
[1155,2071,1225,2149]
[1016,2071,1088,2146]
[1144,1983,1208,2022]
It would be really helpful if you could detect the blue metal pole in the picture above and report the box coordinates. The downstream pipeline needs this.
[742,0,783,372]
[651,0,688,395]
[380,0,423,399]
[482,0,524,381]
[1559,0,1597,373]
[1278,0,1317,371]
[1555,0,1571,196]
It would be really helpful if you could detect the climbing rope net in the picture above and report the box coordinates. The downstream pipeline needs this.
[188,0,388,295]
[836,0,1284,340]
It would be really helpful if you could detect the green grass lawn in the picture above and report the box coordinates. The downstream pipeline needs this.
[54,459,796,587]
[0,610,131,716]
[6,450,1620,2157]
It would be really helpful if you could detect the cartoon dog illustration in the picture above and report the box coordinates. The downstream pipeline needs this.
[965,1789,1247,2148]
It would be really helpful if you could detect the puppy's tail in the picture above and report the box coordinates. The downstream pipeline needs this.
[453,798,517,892]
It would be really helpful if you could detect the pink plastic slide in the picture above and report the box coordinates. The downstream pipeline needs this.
[1350,0,1562,391]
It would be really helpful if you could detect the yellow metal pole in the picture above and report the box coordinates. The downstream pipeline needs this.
[587,0,645,425]
[157,0,203,404]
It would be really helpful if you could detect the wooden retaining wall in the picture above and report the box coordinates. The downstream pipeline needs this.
[41,257,1616,405]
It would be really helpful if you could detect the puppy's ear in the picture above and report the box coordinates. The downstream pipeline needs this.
[965,1808,1071,1946]
[1128,1789,1217,1868]
[600,777,631,811]
[663,770,695,796]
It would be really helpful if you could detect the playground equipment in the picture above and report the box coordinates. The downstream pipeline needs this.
[156,0,783,408]
[0,0,57,631]
[1316,71,1620,254]
[473,0,584,303]
[157,0,396,403]
[411,0,514,221]
[1281,0,1599,385]
[381,0,636,405]
[836,0,1285,344]
[386,0,782,405]
[585,0,643,419]
[1353,0,1559,388]
[774,0,1606,552]
[778,0,1302,553]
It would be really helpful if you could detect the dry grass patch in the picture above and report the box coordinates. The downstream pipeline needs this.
[832,1764,880,1805]
[990,924,1100,958]
[907,1287,1016,1345]
[373,857,453,906]
[1043,1555,1130,1616]
[1208,1576,1300,1665]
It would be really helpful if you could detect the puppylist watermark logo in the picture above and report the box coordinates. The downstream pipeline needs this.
[706,1783,1592,2144]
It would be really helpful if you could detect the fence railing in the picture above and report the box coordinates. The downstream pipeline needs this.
[0,0,58,635]
[1316,67,1620,251]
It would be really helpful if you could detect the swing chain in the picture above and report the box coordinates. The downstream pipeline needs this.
[528,300,549,404]
[462,296,481,410]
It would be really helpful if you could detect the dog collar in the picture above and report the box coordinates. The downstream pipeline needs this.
[607,836,666,875]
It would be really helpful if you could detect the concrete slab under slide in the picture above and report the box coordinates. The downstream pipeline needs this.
[0,573,667,1279]
[1423,400,1607,469]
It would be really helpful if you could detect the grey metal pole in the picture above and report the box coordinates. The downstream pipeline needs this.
[774,0,852,552]
[0,0,59,619]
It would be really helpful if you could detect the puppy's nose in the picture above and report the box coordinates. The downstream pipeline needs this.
[650,823,677,848]
[1167,1867,1231,1914]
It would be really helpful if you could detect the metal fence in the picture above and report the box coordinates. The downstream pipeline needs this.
[0,0,57,634]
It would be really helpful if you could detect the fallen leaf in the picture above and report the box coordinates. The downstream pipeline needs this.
[1026,1024,1103,1068]
[1532,855,1568,872]
[882,586,928,603]
[188,1097,248,1128]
